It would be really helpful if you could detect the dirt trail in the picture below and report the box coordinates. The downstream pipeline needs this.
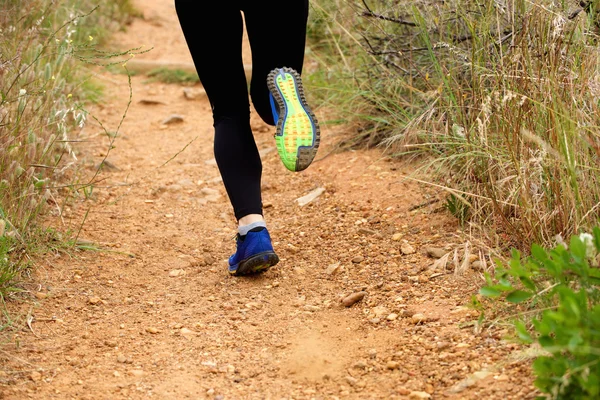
[1,1,536,399]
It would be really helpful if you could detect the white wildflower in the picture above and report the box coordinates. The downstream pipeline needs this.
[579,233,596,259]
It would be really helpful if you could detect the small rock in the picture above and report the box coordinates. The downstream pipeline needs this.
[386,313,398,321]
[409,391,431,400]
[351,256,364,264]
[326,263,341,275]
[117,355,127,363]
[386,361,400,370]
[180,328,195,336]
[341,291,367,307]
[88,296,102,305]
[34,292,48,299]
[146,327,159,334]
[345,376,358,386]
[392,233,403,241]
[472,260,483,271]
[169,269,186,277]
[372,306,388,318]
[129,370,144,377]
[425,247,447,259]
[411,313,426,324]
[201,187,219,196]
[183,87,206,100]
[113,371,121,377]
[358,228,377,236]
[162,114,184,125]
[29,371,42,382]
[401,242,416,255]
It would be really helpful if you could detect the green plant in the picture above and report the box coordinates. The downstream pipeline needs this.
[480,228,600,399]
[146,67,199,84]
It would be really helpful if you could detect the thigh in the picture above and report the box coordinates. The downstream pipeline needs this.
[242,0,309,124]
[175,1,250,121]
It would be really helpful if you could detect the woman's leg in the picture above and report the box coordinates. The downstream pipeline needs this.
[174,1,263,221]
[242,0,310,125]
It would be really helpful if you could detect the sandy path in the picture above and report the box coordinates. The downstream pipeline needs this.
[0,1,535,399]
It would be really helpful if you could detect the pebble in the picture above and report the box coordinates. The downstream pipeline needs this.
[386,313,398,321]
[29,371,42,382]
[161,114,184,125]
[146,327,159,334]
[351,255,364,264]
[386,361,400,370]
[425,246,447,259]
[401,242,416,255]
[34,292,48,299]
[372,306,388,318]
[409,391,431,399]
[169,269,186,277]
[411,313,426,324]
[341,291,367,307]
[392,233,403,241]
[88,296,102,305]
[117,355,127,363]
[129,370,144,377]
[326,263,341,275]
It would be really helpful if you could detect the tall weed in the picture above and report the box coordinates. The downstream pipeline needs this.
[310,0,600,251]
[0,0,135,299]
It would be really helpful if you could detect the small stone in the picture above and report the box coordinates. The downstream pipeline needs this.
[117,355,127,363]
[129,370,144,377]
[29,371,42,382]
[180,328,195,336]
[34,292,48,299]
[351,256,364,264]
[472,260,483,271]
[146,327,159,334]
[372,306,388,318]
[358,228,377,236]
[162,114,184,125]
[409,391,431,400]
[341,291,367,307]
[183,87,206,100]
[88,296,102,305]
[386,361,400,370]
[169,269,186,277]
[326,263,341,275]
[386,313,398,321]
[345,376,358,386]
[392,233,403,241]
[425,247,447,259]
[411,313,426,324]
[401,242,416,255]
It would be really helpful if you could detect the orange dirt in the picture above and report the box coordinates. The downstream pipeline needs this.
[0,1,537,399]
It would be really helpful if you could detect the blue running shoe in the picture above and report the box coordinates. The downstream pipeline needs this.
[267,67,320,172]
[228,228,279,276]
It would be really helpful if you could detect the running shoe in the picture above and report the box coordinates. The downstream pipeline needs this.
[267,67,320,172]
[228,228,279,276]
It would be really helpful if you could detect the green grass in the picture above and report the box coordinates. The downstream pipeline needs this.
[146,67,200,85]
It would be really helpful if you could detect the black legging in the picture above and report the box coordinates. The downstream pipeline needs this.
[174,1,309,220]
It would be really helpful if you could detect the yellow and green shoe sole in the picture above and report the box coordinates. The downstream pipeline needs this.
[267,67,320,172]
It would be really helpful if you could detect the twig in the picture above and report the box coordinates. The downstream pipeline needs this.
[408,198,440,211]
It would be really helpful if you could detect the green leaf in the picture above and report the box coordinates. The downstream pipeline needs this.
[479,286,501,298]
[506,290,534,303]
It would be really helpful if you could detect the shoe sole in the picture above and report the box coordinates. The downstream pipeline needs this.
[229,251,280,276]
[267,67,320,172]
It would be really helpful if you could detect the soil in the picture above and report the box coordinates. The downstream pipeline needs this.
[0,1,537,399]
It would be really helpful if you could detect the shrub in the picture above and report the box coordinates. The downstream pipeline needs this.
[479,228,600,399]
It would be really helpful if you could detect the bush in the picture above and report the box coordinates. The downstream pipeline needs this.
[479,228,600,399]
